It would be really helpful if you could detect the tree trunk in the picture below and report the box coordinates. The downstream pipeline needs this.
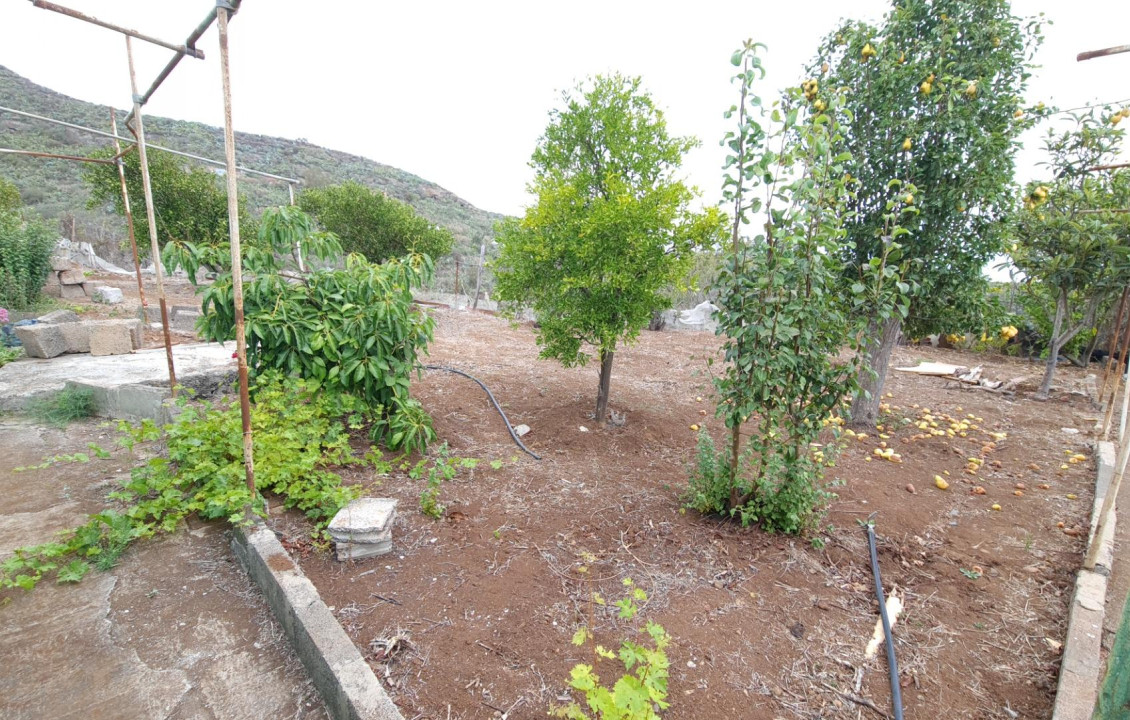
[850,316,902,429]
[1037,290,1068,400]
[595,349,614,423]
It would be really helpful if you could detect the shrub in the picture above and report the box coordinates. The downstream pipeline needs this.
[0,209,55,310]
[195,206,437,451]
[299,181,454,264]
[552,579,670,720]
[27,386,96,427]
[1,373,374,591]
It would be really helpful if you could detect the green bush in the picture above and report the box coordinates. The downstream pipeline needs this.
[0,208,55,310]
[299,181,454,263]
[1,373,374,592]
[195,206,437,451]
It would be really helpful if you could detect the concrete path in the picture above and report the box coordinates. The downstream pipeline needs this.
[0,416,327,720]
[0,342,235,411]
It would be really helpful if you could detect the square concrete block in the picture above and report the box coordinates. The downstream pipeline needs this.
[59,323,91,353]
[37,309,79,324]
[90,324,133,356]
[13,324,67,358]
[59,284,86,300]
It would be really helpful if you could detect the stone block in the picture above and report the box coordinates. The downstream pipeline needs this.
[88,319,143,349]
[91,286,125,304]
[334,540,393,561]
[89,324,133,356]
[514,423,530,437]
[51,256,79,272]
[171,311,201,334]
[328,498,397,536]
[59,284,86,300]
[37,309,79,324]
[82,282,105,297]
[59,323,91,353]
[327,526,391,546]
[58,269,85,285]
[13,324,67,358]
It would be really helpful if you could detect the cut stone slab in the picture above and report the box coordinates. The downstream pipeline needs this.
[82,282,105,297]
[514,423,530,437]
[328,498,397,536]
[327,527,391,545]
[13,324,66,358]
[334,540,393,561]
[94,319,144,349]
[37,309,79,324]
[0,342,236,413]
[59,284,86,300]
[59,323,91,353]
[90,324,133,356]
[58,269,85,285]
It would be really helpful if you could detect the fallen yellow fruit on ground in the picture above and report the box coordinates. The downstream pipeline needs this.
[1066,493,1077,500]
[991,504,1002,511]
[935,475,950,490]
[690,424,700,431]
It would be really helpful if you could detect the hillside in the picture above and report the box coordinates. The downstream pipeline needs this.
[0,65,504,267]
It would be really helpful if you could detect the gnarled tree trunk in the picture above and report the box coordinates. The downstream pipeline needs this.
[595,349,614,423]
[850,316,902,429]
[1036,290,1068,400]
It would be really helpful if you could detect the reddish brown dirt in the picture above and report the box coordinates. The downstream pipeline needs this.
[271,308,1101,720]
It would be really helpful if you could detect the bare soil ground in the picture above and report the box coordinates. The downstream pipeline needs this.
[268,307,1103,720]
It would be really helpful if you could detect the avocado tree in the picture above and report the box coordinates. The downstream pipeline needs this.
[298,181,453,264]
[1010,113,1130,399]
[83,148,253,275]
[494,74,723,424]
[811,0,1044,426]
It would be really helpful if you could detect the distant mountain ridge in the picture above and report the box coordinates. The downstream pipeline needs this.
[0,64,504,261]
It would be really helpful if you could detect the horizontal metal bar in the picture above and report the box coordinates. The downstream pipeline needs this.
[1079,208,1130,215]
[1078,45,1130,62]
[0,147,114,164]
[0,105,301,184]
[130,7,221,111]
[30,0,205,59]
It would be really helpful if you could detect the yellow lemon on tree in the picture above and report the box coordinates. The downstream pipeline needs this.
[901,137,912,151]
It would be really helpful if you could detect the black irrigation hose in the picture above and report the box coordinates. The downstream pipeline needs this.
[423,365,541,461]
[866,522,904,720]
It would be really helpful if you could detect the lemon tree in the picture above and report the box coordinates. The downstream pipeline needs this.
[494,74,724,424]
[811,0,1044,426]
[1010,113,1130,399]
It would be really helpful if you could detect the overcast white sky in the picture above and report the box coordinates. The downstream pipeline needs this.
[1,1,1128,218]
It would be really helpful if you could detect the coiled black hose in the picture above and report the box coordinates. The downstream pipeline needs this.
[866,521,904,720]
[423,365,541,460]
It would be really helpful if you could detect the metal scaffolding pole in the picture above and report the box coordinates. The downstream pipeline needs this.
[0,105,300,184]
[109,109,149,315]
[216,3,256,497]
[125,35,178,396]
[0,148,113,164]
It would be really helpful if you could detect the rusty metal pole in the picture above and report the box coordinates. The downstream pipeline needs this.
[109,109,148,317]
[125,35,178,396]
[1103,310,1130,438]
[1099,289,1128,408]
[216,4,256,497]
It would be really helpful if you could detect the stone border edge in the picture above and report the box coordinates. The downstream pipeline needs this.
[1051,440,1117,720]
[231,521,404,720]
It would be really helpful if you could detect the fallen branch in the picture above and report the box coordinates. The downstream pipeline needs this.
[820,682,893,720]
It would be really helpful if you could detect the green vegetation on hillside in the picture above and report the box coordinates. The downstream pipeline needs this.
[0,65,502,264]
